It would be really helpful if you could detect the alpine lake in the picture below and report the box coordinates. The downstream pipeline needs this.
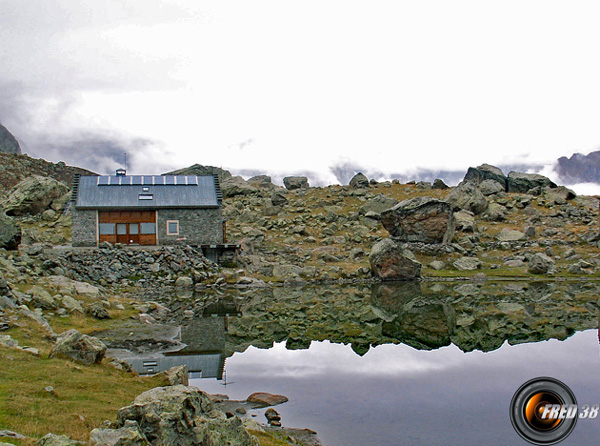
[102,279,600,446]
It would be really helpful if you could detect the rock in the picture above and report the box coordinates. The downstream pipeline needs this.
[446,181,488,215]
[85,302,110,320]
[369,239,422,280]
[247,175,275,189]
[72,281,101,298]
[265,408,281,426]
[543,185,576,204]
[528,253,555,274]
[463,164,507,189]
[117,385,255,446]
[0,430,26,440]
[36,433,80,446]
[2,175,69,216]
[221,176,258,198]
[247,392,289,406]
[478,179,505,196]
[359,195,399,218]
[495,228,526,242]
[349,172,369,188]
[381,197,455,244]
[61,296,84,314]
[432,178,449,189]
[163,365,189,386]
[0,212,21,250]
[0,123,21,154]
[453,257,483,271]
[453,210,476,233]
[273,264,304,281]
[507,171,557,193]
[42,209,57,221]
[30,286,57,310]
[163,164,232,180]
[481,203,507,221]
[175,276,194,288]
[50,329,107,365]
[283,176,309,190]
[89,420,150,446]
[271,189,288,206]
[428,260,446,271]
[524,226,536,239]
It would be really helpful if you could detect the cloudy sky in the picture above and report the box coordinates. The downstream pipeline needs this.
[2,1,600,186]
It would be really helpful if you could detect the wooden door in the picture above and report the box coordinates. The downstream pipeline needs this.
[116,223,128,244]
[129,223,140,245]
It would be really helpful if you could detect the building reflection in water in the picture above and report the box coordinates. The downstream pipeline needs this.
[125,299,240,379]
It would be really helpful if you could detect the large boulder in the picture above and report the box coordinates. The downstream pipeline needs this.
[495,228,526,242]
[453,210,476,232]
[89,420,150,446]
[247,175,276,189]
[49,329,107,365]
[381,197,455,244]
[0,212,21,250]
[359,194,399,218]
[453,257,483,271]
[349,172,369,189]
[221,176,258,198]
[463,164,507,189]
[369,239,422,280]
[283,176,309,190]
[2,175,69,216]
[115,385,256,446]
[528,253,556,275]
[478,179,505,196]
[507,171,557,193]
[0,123,21,154]
[446,181,488,215]
[543,186,576,204]
[246,392,289,406]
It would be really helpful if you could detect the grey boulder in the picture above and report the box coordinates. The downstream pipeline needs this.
[381,196,455,244]
[50,329,107,365]
[116,385,256,446]
[0,212,21,250]
[446,181,488,215]
[507,171,557,193]
[369,239,422,280]
[283,176,309,190]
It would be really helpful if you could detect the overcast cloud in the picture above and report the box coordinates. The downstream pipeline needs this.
[2,1,600,190]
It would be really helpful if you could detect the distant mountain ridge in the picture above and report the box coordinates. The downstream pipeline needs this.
[0,123,21,154]
[557,151,600,185]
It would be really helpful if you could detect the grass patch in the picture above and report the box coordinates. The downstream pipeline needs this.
[0,345,168,442]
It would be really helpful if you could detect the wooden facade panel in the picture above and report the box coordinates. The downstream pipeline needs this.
[99,210,155,223]
[98,211,156,245]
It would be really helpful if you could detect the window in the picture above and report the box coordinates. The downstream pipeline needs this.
[129,223,139,234]
[140,223,156,234]
[99,223,115,235]
[166,220,179,235]
[117,223,127,235]
[138,194,154,200]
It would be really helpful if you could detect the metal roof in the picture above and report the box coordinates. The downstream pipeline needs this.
[75,175,221,209]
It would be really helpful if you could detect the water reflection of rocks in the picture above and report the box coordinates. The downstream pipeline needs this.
[107,281,600,377]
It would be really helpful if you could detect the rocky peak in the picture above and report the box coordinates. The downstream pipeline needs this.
[0,123,21,154]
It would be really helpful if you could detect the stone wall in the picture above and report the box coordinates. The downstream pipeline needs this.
[71,209,97,247]
[157,208,223,246]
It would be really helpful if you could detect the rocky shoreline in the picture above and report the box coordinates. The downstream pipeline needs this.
[1,155,600,445]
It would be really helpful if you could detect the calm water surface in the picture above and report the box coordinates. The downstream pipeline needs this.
[134,281,600,445]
